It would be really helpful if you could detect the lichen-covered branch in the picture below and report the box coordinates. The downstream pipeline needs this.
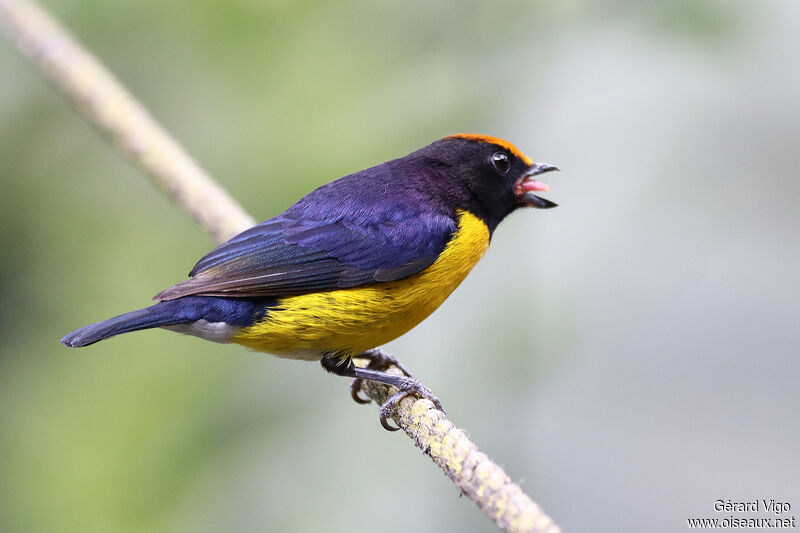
[0,1,561,531]
[363,370,561,533]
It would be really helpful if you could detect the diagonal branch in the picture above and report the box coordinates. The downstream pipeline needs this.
[0,1,561,531]
[0,0,254,242]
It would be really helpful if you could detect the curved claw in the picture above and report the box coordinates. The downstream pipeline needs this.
[325,351,445,431]
[350,378,371,404]
[379,412,401,431]
[379,390,410,431]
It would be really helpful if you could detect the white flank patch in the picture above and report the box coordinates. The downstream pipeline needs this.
[163,320,239,343]
[270,349,323,361]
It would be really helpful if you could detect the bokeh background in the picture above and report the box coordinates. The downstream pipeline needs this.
[1,1,798,531]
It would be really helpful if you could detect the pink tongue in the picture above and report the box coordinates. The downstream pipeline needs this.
[520,179,550,192]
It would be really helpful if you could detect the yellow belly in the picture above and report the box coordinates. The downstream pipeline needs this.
[232,209,490,359]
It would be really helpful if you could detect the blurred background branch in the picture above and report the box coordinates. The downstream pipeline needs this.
[0,1,560,531]
[0,0,254,242]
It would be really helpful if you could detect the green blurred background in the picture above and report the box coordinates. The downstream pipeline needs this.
[2,1,798,531]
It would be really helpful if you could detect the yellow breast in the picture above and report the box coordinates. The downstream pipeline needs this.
[232,209,490,359]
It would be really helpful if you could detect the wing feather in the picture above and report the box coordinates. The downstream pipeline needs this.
[156,211,455,301]
[157,158,459,301]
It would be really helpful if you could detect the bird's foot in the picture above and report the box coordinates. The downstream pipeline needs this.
[353,347,414,374]
[321,351,445,431]
[350,348,413,404]
[377,376,444,431]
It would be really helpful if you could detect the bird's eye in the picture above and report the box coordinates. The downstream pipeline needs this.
[491,152,511,174]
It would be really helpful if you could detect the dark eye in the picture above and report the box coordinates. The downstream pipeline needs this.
[491,152,511,174]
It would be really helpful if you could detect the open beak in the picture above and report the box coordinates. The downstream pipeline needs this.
[514,163,559,208]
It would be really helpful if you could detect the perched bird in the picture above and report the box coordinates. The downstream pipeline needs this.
[61,134,557,429]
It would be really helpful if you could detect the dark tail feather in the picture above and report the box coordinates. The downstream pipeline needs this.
[60,305,186,347]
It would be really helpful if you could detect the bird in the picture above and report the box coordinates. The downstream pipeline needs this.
[61,134,558,429]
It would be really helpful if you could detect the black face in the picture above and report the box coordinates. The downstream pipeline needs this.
[415,137,557,233]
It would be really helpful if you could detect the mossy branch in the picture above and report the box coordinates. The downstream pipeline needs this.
[0,1,561,531]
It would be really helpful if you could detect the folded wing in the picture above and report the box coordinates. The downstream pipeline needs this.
[155,210,456,301]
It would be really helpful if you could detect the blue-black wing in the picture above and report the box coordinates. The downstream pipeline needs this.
[155,206,456,301]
